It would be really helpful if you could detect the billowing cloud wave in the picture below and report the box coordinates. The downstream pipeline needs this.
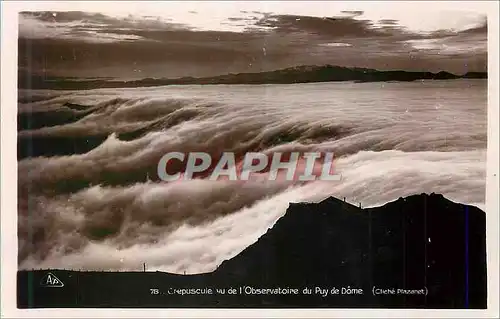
[18,82,487,272]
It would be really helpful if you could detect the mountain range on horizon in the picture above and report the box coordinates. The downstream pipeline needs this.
[19,64,488,90]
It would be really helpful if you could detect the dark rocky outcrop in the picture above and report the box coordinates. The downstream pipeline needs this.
[18,193,486,308]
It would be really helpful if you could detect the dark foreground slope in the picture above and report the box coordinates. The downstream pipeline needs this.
[18,193,486,308]
[19,65,487,90]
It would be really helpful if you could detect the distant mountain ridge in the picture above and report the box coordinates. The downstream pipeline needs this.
[18,193,487,309]
[19,65,487,90]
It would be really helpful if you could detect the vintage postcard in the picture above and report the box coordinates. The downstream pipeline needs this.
[1,1,499,317]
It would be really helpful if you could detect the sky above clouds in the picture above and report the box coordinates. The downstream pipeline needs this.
[18,1,488,79]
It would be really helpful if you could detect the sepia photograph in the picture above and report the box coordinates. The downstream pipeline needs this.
[1,0,499,316]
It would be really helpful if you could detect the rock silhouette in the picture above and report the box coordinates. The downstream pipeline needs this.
[18,193,486,308]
